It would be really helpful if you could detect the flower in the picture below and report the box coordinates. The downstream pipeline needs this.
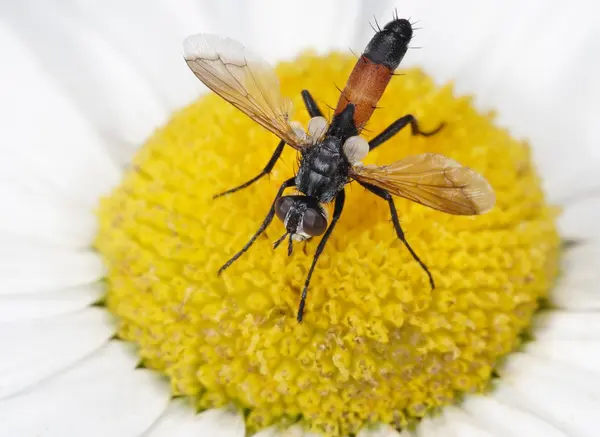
[1,1,599,437]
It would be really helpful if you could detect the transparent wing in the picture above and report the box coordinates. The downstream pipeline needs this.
[351,153,495,215]
[183,33,307,149]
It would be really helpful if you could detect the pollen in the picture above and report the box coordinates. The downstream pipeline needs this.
[95,52,560,437]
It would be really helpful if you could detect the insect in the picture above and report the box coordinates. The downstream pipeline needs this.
[183,16,496,322]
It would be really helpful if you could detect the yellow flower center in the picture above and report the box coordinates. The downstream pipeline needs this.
[95,52,560,437]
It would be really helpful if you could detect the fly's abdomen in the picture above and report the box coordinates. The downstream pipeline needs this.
[334,18,413,131]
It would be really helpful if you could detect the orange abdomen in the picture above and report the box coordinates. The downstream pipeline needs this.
[334,56,393,132]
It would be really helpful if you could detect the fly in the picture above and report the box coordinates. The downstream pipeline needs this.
[183,16,496,322]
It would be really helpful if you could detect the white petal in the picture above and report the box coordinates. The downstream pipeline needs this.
[524,340,600,379]
[67,0,218,112]
[249,0,362,62]
[144,399,197,437]
[147,401,245,437]
[357,423,407,437]
[440,406,495,437]
[551,241,600,309]
[0,308,114,399]
[415,415,446,437]
[385,0,600,203]
[0,188,96,249]
[0,2,167,162]
[549,167,600,207]
[276,424,323,437]
[0,341,169,437]
[0,21,120,207]
[379,0,507,84]
[0,246,105,295]
[527,339,600,382]
[558,196,600,241]
[532,311,600,341]
[462,395,568,437]
[494,352,600,437]
[0,283,103,322]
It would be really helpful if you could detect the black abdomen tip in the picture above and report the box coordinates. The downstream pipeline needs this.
[363,18,413,70]
[384,18,413,42]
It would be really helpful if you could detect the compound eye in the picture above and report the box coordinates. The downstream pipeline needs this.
[275,196,295,222]
[302,207,328,236]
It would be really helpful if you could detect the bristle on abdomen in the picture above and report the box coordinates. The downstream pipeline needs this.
[334,18,413,131]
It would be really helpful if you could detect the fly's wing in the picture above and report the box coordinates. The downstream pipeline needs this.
[351,153,495,215]
[183,34,307,150]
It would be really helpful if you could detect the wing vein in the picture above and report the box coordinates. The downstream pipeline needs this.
[183,33,308,150]
[351,154,495,215]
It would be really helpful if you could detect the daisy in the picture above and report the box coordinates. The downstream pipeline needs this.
[1,0,599,436]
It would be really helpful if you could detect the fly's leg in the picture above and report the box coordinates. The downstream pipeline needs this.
[359,181,435,289]
[297,189,346,322]
[301,89,324,118]
[218,177,295,274]
[368,115,445,151]
[213,140,286,198]
[214,89,325,200]
[214,89,324,199]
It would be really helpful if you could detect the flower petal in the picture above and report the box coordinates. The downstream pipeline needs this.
[0,308,113,399]
[0,283,103,322]
[357,423,407,437]
[0,245,105,295]
[380,0,505,82]
[147,401,245,437]
[0,341,169,437]
[524,340,600,379]
[415,416,445,437]
[385,0,600,203]
[0,20,120,207]
[144,399,197,437]
[67,0,218,113]
[0,188,97,249]
[494,352,600,437]
[440,406,495,437]
[551,241,600,309]
[558,196,600,241]
[462,395,569,437]
[0,2,168,162]
[532,310,600,341]
[249,0,361,63]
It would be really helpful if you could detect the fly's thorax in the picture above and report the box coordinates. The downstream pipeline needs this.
[296,137,350,202]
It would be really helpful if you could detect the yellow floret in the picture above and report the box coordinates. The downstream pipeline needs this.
[95,52,560,437]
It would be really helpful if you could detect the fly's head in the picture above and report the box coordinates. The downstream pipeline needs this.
[273,195,328,254]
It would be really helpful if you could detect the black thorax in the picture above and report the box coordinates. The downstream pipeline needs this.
[295,105,358,203]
